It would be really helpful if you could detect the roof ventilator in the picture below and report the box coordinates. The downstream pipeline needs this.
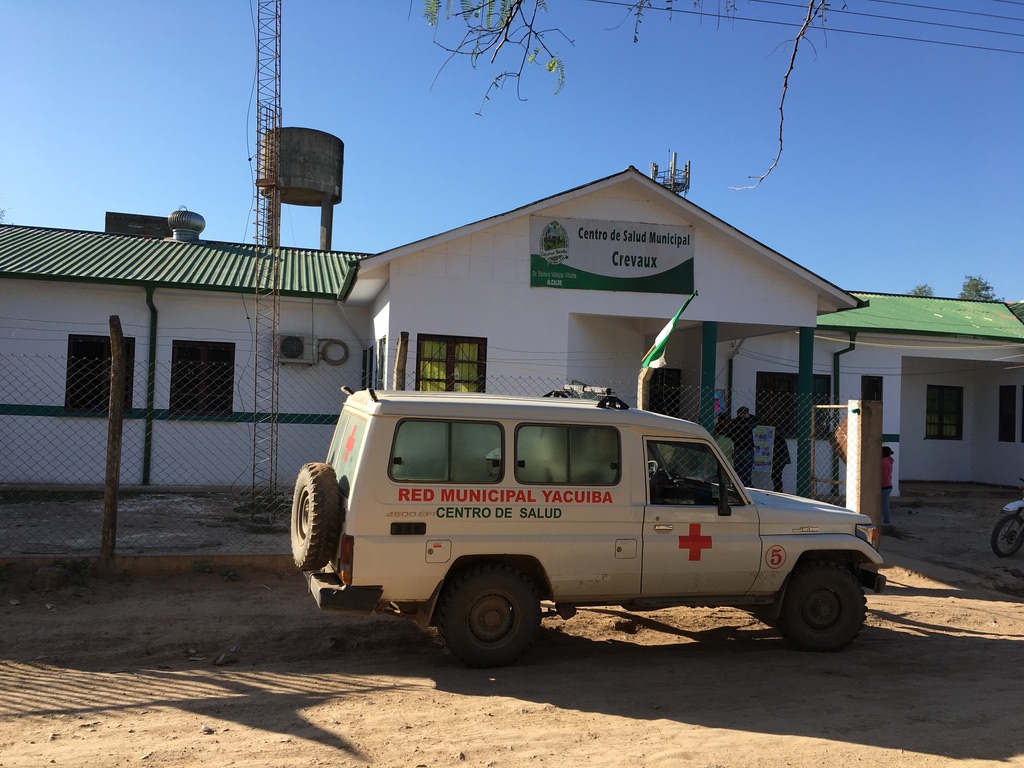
[167,207,206,242]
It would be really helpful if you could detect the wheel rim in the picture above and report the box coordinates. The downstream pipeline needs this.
[467,593,518,644]
[801,587,842,631]
[296,489,312,542]
[999,519,1024,551]
[1005,520,1023,545]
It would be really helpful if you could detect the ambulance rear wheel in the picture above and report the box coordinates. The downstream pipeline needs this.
[437,564,541,668]
[290,462,341,570]
[778,561,865,651]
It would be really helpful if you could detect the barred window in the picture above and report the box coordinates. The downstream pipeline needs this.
[65,334,136,413]
[754,372,831,438]
[375,336,387,389]
[415,334,486,392]
[861,375,883,403]
[998,385,1016,443]
[169,341,235,417]
[926,385,963,440]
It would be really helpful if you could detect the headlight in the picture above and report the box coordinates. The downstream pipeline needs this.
[856,523,881,550]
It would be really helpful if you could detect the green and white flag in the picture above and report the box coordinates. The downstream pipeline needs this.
[641,292,698,369]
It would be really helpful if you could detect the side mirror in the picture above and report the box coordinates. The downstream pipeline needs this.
[717,465,733,517]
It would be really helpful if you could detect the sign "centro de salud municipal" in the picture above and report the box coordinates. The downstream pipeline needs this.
[530,217,695,293]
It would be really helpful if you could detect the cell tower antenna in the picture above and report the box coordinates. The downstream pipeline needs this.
[650,151,690,198]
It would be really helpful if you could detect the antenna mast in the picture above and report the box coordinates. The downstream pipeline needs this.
[252,0,282,517]
[649,151,690,197]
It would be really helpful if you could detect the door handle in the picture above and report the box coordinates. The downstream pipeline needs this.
[654,524,674,532]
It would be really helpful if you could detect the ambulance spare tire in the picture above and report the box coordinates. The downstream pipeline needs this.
[290,462,341,570]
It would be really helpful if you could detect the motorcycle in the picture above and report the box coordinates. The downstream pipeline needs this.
[990,478,1024,557]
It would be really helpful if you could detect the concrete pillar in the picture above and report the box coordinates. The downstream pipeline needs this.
[320,191,333,251]
[846,399,883,524]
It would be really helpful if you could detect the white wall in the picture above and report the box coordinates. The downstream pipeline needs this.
[376,184,830,402]
[0,278,370,487]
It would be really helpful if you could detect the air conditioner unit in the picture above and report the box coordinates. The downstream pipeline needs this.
[279,334,317,365]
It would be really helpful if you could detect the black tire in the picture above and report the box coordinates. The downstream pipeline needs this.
[991,514,1024,558]
[437,564,542,668]
[290,462,341,570]
[778,562,866,651]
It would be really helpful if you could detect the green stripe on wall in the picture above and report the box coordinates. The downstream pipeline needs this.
[0,404,337,425]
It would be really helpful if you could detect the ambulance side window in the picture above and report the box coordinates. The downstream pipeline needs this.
[515,424,620,485]
[647,439,742,506]
[390,419,503,483]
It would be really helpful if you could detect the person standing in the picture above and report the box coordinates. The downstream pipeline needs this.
[881,446,895,525]
[713,413,734,464]
[727,406,757,487]
[771,430,791,493]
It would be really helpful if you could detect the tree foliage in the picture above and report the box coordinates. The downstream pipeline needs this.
[959,275,998,302]
[424,0,566,109]
[908,284,934,297]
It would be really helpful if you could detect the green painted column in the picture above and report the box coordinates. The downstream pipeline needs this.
[797,326,814,497]
[143,286,158,486]
[700,321,718,432]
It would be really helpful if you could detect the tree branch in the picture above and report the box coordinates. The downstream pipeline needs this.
[426,0,568,109]
[731,0,828,190]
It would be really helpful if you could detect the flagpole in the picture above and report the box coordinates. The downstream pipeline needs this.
[637,292,698,411]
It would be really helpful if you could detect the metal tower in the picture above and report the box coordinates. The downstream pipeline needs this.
[252,0,282,517]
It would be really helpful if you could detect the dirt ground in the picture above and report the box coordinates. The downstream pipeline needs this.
[3,493,1024,768]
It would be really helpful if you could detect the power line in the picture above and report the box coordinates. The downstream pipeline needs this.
[866,0,1024,25]
[581,0,1024,55]
[750,0,1024,40]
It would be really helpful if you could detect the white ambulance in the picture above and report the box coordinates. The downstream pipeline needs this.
[291,389,884,667]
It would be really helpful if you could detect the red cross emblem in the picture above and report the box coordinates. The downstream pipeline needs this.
[343,426,357,462]
[678,523,713,561]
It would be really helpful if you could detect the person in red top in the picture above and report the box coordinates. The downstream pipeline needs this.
[881,446,895,525]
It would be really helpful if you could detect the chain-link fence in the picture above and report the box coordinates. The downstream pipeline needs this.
[1,353,846,558]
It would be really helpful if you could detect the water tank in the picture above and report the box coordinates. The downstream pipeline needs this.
[270,127,344,206]
[260,127,344,249]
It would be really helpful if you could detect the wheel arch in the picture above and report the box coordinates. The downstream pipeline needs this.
[419,554,552,628]
[757,548,880,625]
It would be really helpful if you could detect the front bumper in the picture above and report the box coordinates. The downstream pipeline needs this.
[304,570,383,614]
[858,566,886,594]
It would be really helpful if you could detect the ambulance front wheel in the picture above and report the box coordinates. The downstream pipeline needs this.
[437,564,542,668]
[778,561,865,651]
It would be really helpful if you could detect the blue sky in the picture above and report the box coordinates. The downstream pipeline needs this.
[2,1,1021,300]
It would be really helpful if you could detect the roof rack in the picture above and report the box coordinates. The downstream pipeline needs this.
[542,384,613,400]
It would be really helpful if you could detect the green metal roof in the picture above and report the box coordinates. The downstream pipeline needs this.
[0,224,364,299]
[818,292,1024,341]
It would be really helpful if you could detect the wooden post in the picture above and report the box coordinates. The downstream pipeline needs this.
[394,331,409,390]
[101,315,126,564]
[845,399,883,527]
[637,367,653,411]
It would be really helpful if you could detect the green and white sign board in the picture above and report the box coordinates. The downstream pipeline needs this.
[530,217,695,293]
